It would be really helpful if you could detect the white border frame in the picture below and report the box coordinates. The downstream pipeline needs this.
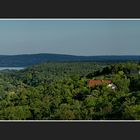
[0,18,140,20]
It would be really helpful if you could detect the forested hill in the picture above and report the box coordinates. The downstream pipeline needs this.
[0,61,140,120]
[0,53,140,67]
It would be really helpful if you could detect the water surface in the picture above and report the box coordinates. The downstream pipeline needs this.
[0,67,25,70]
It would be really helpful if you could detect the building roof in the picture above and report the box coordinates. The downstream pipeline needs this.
[88,80,112,88]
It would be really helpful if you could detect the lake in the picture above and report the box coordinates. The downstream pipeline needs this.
[0,67,25,70]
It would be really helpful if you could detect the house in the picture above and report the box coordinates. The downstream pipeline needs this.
[88,80,111,87]
[88,80,116,90]
[107,83,117,90]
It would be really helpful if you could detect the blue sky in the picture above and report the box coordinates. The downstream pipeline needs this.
[0,20,140,56]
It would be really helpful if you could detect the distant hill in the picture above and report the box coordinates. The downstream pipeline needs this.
[0,53,140,67]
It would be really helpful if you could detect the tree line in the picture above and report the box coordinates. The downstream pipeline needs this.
[0,61,139,120]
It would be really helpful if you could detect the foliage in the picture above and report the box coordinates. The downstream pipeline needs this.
[0,61,139,120]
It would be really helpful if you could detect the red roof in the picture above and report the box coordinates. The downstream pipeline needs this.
[88,80,112,87]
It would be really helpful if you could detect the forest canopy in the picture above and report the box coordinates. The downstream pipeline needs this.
[0,61,140,120]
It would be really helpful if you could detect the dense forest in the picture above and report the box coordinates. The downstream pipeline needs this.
[0,61,140,120]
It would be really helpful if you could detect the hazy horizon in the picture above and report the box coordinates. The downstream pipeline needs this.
[0,52,140,57]
[0,20,140,56]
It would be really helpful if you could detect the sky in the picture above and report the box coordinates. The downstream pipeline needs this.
[0,19,140,56]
